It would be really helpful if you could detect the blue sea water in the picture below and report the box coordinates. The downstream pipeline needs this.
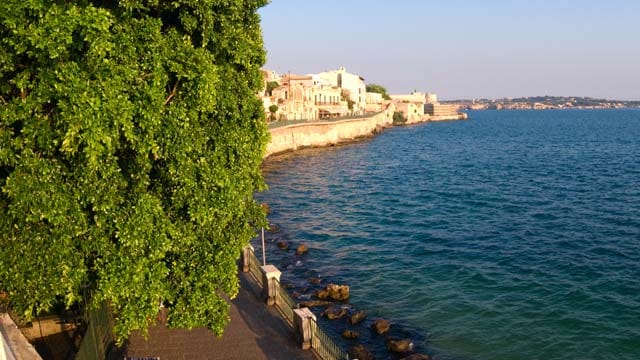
[256,110,640,360]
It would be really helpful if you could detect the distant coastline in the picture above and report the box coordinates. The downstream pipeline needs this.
[264,105,466,159]
[443,96,640,111]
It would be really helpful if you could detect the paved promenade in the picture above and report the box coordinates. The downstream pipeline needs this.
[125,273,317,360]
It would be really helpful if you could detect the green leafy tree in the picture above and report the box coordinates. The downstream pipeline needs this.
[265,81,279,96]
[393,111,407,124]
[268,104,278,121]
[0,0,269,342]
[366,83,391,100]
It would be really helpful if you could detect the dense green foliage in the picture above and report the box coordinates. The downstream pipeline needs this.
[268,104,278,121]
[366,83,391,100]
[392,111,407,124]
[264,80,279,96]
[0,0,269,342]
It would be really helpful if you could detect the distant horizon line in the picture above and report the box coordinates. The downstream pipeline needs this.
[439,95,640,103]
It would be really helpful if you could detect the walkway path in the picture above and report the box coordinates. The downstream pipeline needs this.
[125,273,317,360]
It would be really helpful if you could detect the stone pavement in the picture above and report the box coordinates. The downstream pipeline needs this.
[124,273,317,360]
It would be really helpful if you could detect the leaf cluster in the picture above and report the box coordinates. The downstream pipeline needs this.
[366,83,391,100]
[0,0,269,343]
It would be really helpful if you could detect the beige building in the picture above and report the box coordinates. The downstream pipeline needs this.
[424,103,460,117]
[390,91,426,123]
[271,82,312,120]
[264,72,349,121]
[425,93,438,104]
[390,92,426,103]
[394,101,425,123]
[365,92,384,112]
[316,67,367,114]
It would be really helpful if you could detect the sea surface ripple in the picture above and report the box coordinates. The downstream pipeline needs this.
[257,109,640,360]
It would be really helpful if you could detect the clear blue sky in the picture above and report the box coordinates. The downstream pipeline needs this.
[259,0,640,100]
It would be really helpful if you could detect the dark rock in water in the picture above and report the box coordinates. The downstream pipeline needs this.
[268,223,280,233]
[342,330,360,339]
[387,338,413,353]
[260,203,270,214]
[349,310,367,325]
[276,241,289,250]
[316,284,349,301]
[309,277,322,285]
[296,243,309,255]
[322,305,348,320]
[349,344,374,360]
[401,354,431,360]
[298,300,333,308]
[372,318,390,335]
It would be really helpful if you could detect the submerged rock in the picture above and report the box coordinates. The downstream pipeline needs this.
[268,223,280,233]
[401,354,431,360]
[349,344,375,360]
[316,284,350,301]
[322,305,348,320]
[387,338,413,353]
[308,277,322,285]
[276,241,289,250]
[298,300,332,308]
[342,330,360,339]
[372,318,390,335]
[296,243,309,255]
[349,310,367,325]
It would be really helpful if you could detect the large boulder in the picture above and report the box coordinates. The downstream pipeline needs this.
[349,310,367,325]
[316,284,350,301]
[349,345,374,360]
[322,306,348,320]
[372,318,390,335]
[387,338,413,353]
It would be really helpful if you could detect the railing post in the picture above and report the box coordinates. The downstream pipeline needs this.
[293,307,316,350]
[242,245,254,273]
[260,265,281,305]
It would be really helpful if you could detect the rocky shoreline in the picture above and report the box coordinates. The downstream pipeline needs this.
[253,219,432,360]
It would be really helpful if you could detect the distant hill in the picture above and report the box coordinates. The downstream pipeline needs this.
[443,96,640,110]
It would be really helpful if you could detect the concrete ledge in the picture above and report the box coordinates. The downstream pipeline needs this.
[0,313,42,360]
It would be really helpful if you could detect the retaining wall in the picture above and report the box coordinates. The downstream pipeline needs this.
[265,105,395,158]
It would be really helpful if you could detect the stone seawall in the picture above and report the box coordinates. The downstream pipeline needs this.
[429,113,468,121]
[265,105,395,158]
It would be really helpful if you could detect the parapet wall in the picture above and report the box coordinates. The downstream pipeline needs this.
[265,105,395,158]
[1,313,42,360]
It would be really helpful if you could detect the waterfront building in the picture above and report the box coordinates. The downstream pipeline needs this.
[263,71,349,121]
[365,92,384,112]
[315,67,367,114]
[424,103,460,117]
[390,92,426,123]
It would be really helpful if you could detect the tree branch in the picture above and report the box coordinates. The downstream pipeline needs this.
[164,79,180,106]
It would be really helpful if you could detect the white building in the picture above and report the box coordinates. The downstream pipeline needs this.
[315,67,367,114]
